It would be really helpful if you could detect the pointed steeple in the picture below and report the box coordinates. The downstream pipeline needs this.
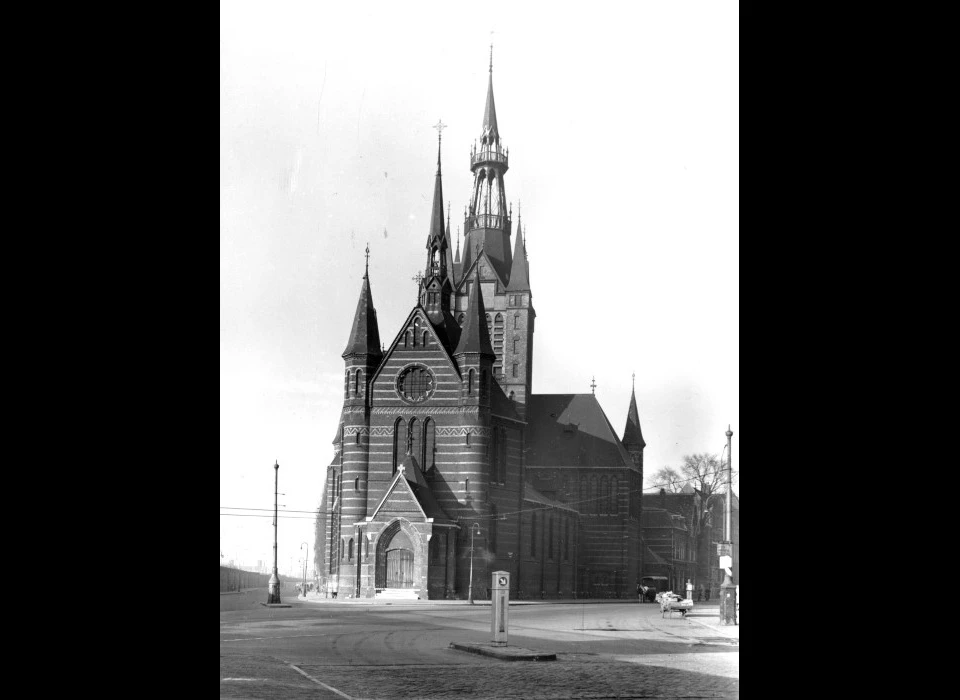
[464,49,511,278]
[623,376,647,450]
[454,266,494,357]
[455,226,461,263]
[342,245,383,358]
[426,130,446,250]
[483,45,499,140]
[507,214,530,290]
[444,201,456,286]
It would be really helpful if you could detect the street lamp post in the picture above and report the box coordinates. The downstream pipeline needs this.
[267,461,281,605]
[468,522,481,605]
[720,426,737,625]
[301,542,309,598]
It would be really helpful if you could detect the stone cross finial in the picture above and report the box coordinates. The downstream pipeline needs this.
[590,377,597,394]
[412,271,424,302]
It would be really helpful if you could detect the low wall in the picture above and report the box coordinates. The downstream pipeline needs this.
[220,566,272,592]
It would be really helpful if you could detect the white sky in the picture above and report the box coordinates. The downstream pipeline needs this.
[220,0,740,575]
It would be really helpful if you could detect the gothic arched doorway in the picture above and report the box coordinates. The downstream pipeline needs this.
[375,521,418,590]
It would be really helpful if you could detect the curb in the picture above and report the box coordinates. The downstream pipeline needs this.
[450,642,556,662]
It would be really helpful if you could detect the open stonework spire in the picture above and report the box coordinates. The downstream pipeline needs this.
[342,245,383,359]
[463,50,512,279]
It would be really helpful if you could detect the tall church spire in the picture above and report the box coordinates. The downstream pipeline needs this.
[463,50,512,279]
[342,245,383,359]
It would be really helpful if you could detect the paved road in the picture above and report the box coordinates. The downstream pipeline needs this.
[220,598,738,699]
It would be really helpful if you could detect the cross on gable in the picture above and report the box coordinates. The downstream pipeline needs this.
[412,271,424,302]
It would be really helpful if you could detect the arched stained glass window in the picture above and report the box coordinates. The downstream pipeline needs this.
[409,418,420,467]
[423,418,436,470]
[393,418,406,474]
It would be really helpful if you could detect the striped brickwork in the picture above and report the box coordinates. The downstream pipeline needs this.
[452,267,534,415]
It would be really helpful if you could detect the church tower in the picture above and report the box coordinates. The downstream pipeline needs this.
[340,248,383,527]
[452,50,536,416]
[462,48,512,281]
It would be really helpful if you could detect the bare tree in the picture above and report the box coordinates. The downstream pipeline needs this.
[649,466,685,493]
[680,453,731,498]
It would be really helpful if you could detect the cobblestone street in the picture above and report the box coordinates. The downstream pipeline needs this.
[220,600,739,698]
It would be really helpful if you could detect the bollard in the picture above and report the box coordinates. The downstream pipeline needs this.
[491,571,510,647]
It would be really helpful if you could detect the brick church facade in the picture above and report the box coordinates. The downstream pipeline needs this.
[316,55,646,600]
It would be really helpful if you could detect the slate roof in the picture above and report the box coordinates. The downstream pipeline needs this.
[507,223,529,291]
[524,484,579,514]
[490,381,522,422]
[399,457,455,524]
[622,387,646,449]
[642,507,688,531]
[342,271,383,358]
[645,546,669,567]
[483,64,499,139]
[526,394,635,468]
[454,266,495,357]
[426,144,446,250]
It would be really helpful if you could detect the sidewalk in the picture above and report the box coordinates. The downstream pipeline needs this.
[294,592,740,637]
[680,604,740,639]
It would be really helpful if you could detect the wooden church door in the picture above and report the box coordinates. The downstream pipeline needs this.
[385,548,414,588]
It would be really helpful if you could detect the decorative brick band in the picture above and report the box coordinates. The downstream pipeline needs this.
[371,407,463,415]
[344,427,370,436]
[437,427,491,438]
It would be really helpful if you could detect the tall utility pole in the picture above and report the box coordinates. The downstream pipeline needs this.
[725,427,733,559]
[267,461,281,604]
[301,542,309,598]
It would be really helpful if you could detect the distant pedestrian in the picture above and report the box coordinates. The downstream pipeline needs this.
[637,583,646,604]
[697,584,704,602]
[705,585,711,602]
[686,579,693,601]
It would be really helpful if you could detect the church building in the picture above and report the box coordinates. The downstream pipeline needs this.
[317,54,646,600]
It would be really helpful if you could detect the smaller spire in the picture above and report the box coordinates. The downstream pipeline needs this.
[455,226,461,263]
[507,214,530,290]
[342,252,383,358]
[454,265,495,357]
[623,379,647,449]
[364,243,370,278]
